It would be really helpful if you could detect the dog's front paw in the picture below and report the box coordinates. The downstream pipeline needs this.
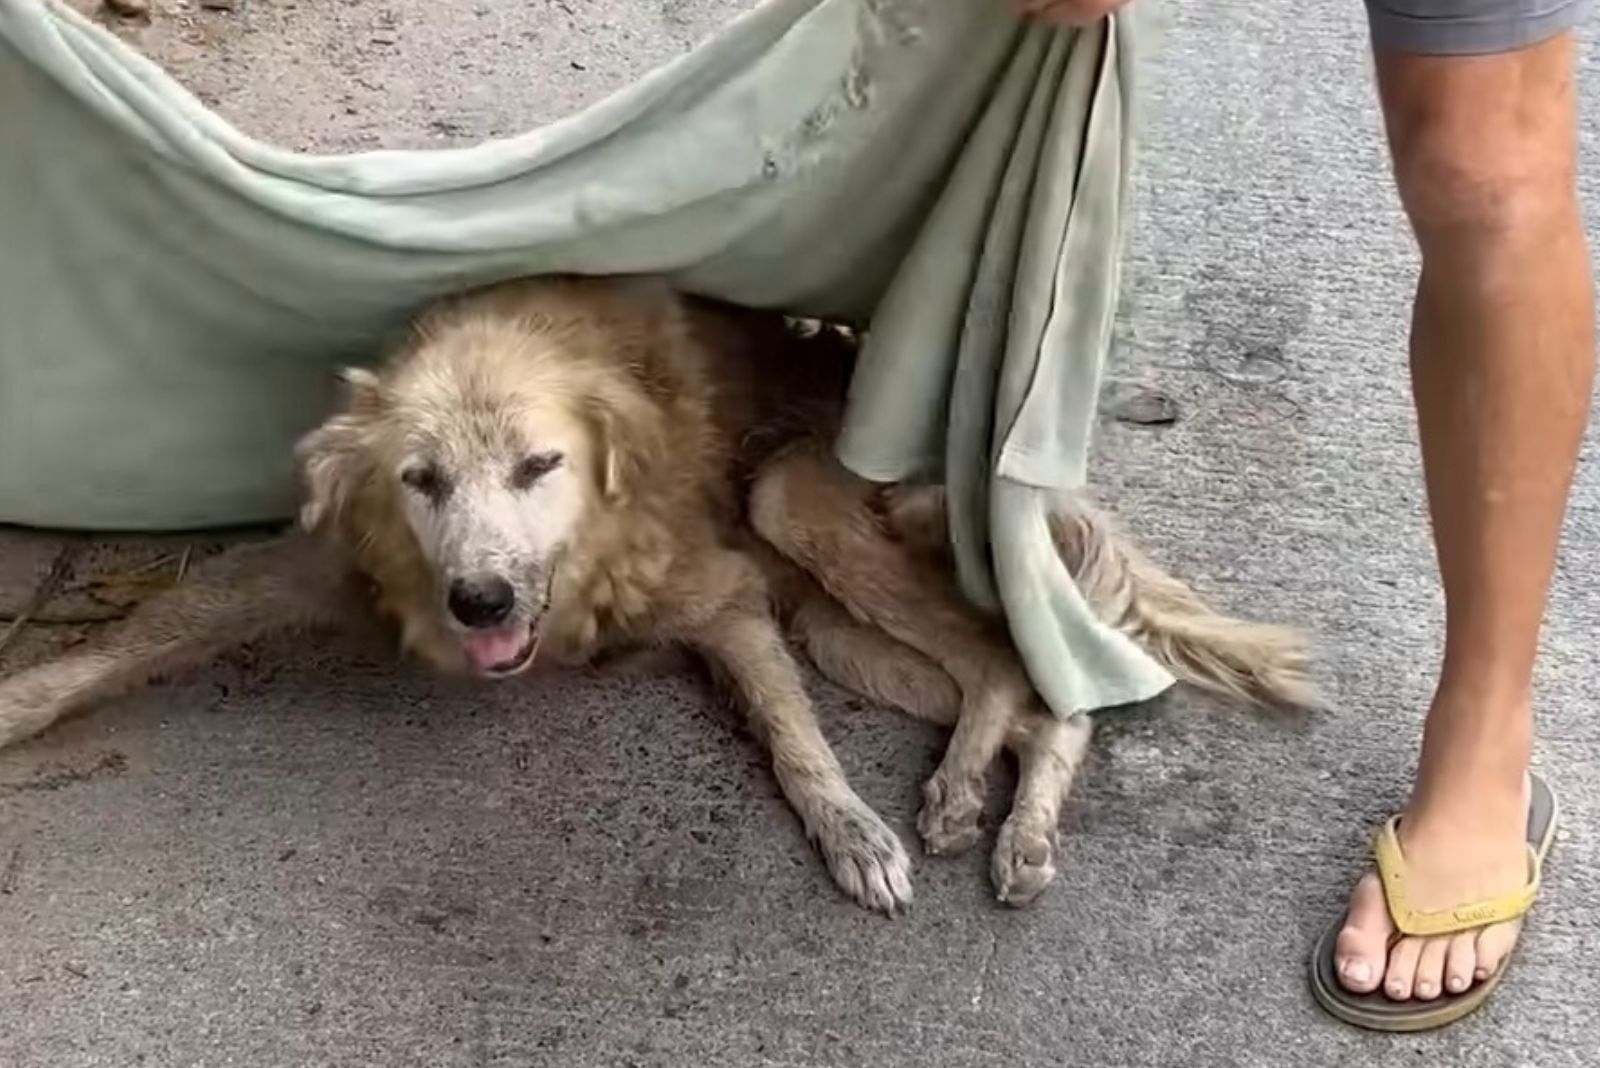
[990,815,1058,907]
[0,664,82,752]
[917,771,984,856]
[812,796,913,915]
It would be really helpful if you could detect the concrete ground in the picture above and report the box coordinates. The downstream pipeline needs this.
[3,1,1599,1065]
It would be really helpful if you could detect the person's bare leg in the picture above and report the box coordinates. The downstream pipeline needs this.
[1335,32,1594,1001]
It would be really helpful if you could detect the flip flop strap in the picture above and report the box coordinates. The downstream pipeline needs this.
[1373,816,1542,938]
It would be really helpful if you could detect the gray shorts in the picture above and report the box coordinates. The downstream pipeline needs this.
[1366,0,1589,54]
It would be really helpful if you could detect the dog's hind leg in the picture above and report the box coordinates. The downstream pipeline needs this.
[784,578,962,726]
[685,550,913,915]
[785,575,1090,907]
[990,708,1092,906]
[750,443,1035,859]
[0,535,358,751]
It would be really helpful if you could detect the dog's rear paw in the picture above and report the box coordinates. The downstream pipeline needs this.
[812,797,913,915]
[991,816,1058,907]
[917,771,984,856]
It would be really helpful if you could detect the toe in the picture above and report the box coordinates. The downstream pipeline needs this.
[1413,937,1449,1001]
[1333,873,1391,993]
[917,774,984,856]
[1444,931,1478,994]
[885,853,914,907]
[1473,918,1523,981]
[991,817,1058,906]
[815,798,914,914]
[1384,936,1424,1001]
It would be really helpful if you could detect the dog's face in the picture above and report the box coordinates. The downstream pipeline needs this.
[386,383,599,677]
[295,333,632,679]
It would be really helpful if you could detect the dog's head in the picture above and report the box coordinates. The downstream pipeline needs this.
[293,299,665,678]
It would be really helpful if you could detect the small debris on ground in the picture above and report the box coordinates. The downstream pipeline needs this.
[0,548,198,633]
[0,545,81,660]
[0,752,130,798]
[1107,386,1180,426]
[199,0,237,10]
[102,0,150,17]
[0,846,22,895]
[77,554,187,611]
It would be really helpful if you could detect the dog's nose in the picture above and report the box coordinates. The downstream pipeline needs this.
[447,575,516,628]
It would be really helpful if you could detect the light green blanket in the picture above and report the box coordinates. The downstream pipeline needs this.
[0,0,1174,714]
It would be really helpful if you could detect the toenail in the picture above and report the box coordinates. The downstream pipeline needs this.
[1417,981,1436,997]
[1474,967,1490,981]
[1341,959,1371,984]
[1388,982,1406,998]
[1448,975,1469,993]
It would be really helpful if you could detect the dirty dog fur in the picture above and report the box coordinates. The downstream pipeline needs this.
[0,276,1314,913]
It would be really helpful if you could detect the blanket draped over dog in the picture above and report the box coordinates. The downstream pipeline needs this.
[0,0,1176,714]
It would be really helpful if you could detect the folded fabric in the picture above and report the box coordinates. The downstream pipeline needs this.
[0,0,1173,714]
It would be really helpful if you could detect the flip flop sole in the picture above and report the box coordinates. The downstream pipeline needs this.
[1308,773,1558,1033]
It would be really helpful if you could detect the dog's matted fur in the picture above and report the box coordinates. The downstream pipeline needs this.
[0,276,1314,912]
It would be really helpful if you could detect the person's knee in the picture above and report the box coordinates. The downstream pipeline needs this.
[1392,124,1574,249]
[1380,40,1579,251]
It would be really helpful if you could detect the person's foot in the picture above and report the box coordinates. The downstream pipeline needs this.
[1333,756,1532,1002]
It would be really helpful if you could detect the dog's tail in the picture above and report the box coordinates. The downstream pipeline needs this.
[1046,497,1317,710]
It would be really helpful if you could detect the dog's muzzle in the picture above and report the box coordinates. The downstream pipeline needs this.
[450,571,553,678]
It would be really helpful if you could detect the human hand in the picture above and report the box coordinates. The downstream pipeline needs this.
[1009,0,1132,26]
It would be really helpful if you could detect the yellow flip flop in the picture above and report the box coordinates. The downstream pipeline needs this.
[1309,773,1559,1032]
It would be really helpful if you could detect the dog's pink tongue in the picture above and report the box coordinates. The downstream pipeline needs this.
[463,627,526,671]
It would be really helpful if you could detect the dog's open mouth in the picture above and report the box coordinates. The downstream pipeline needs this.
[462,624,541,678]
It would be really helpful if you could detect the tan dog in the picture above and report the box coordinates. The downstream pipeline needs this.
[0,276,1314,912]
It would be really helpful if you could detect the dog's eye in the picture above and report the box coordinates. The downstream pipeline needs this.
[401,464,447,500]
[511,452,563,490]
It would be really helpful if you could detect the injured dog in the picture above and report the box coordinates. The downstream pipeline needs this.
[0,275,1314,913]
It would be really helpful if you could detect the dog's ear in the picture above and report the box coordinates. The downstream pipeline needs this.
[335,367,385,416]
[294,367,385,534]
[583,379,668,503]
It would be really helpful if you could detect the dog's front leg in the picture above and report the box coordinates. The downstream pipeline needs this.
[0,534,359,751]
[690,605,913,914]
